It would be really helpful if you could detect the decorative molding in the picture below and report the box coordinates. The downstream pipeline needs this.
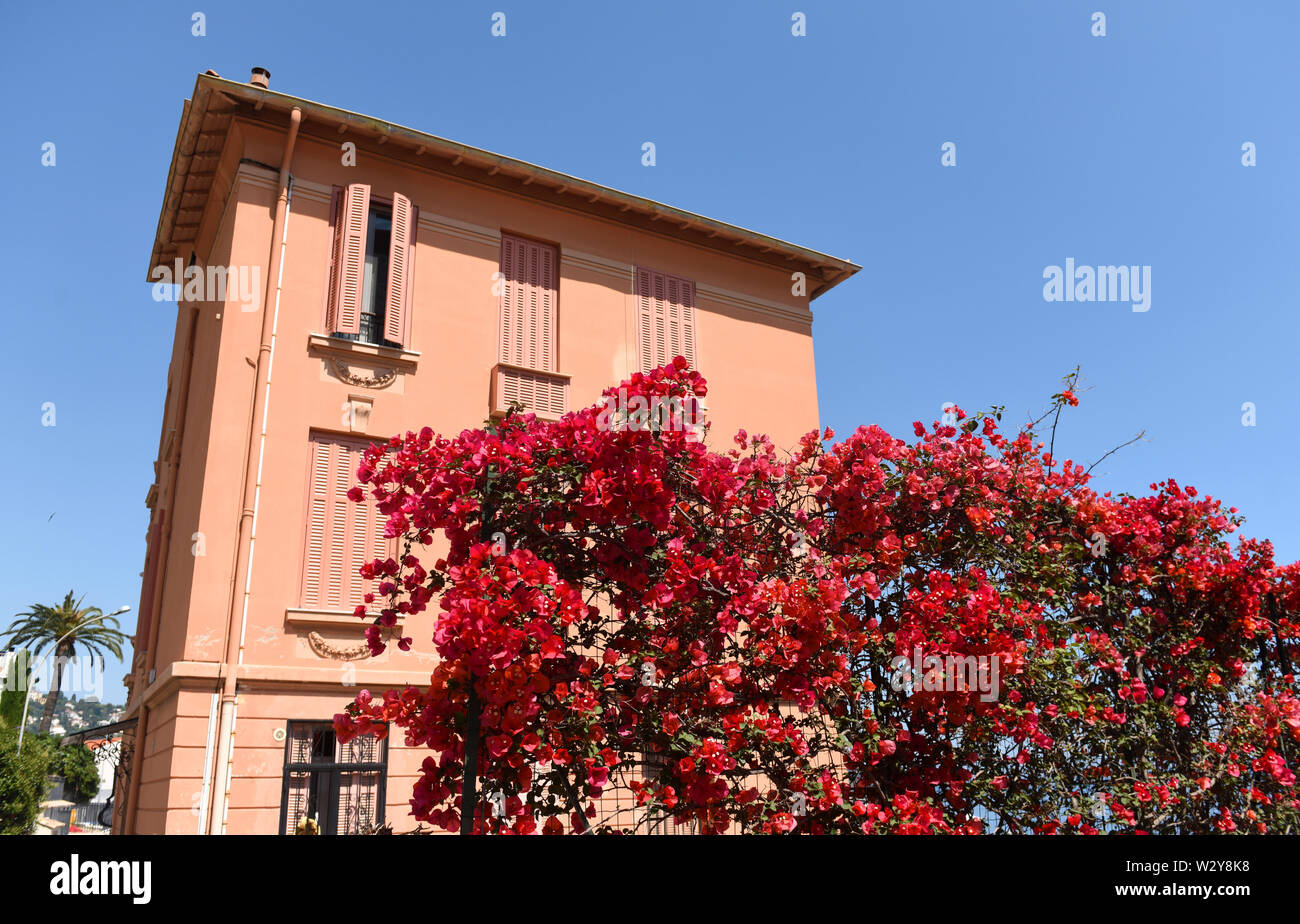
[288,176,333,205]
[285,607,405,630]
[346,394,374,433]
[135,658,431,705]
[417,210,499,250]
[559,248,812,324]
[327,357,397,388]
[233,162,278,190]
[306,631,371,661]
[561,248,630,283]
[695,282,812,325]
[308,333,419,389]
[234,164,331,207]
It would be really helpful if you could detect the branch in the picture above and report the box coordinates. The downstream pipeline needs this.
[1085,430,1147,477]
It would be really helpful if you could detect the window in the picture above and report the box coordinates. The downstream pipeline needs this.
[280,721,387,835]
[491,234,568,418]
[634,267,697,373]
[300,433,389,610]
[499,233,559,372]
[326,184,414,348]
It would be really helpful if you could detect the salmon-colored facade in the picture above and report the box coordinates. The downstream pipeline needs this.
[119,70,858,835]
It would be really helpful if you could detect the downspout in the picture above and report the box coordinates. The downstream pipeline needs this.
[208,106,301,834]
[122,311,199,833]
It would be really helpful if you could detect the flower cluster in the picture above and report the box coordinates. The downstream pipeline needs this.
[335,361,1300,834]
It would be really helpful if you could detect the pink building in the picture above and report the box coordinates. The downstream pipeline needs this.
[118,69,858,834]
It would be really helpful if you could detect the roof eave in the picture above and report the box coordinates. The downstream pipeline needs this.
[148,74,861,298]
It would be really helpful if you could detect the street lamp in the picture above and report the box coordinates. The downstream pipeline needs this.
[17,605,130,754]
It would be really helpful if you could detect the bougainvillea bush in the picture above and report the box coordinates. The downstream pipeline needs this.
[335,359,1300,834]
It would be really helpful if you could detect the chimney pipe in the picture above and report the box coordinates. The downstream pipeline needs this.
[250,67,270,89]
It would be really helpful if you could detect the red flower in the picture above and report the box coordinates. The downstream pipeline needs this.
[769,812,797,834]
[328,362,1300,836]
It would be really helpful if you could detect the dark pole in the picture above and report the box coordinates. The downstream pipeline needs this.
[460,686,481,835]
[460,425,497,835]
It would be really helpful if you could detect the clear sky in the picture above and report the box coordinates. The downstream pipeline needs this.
[2,1,1296,707]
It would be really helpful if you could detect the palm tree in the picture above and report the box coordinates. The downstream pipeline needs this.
[1,592,127,735]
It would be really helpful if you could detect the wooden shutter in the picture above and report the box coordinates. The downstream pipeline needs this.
[329,184,370,336]
[301,434,386,610]
[385,193,415,346]
[302,440,331,607]
[636,267,697,372]
[499,234,558,372]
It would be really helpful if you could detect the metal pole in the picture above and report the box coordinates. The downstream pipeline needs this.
[460,684,481,835]
[460,428,497,835]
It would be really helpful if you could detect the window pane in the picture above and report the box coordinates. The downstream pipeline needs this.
[360,209,392,344]
[311,726,337,763]
[337,770,383,834]
[284,771,311,834]
[284,770,330,834]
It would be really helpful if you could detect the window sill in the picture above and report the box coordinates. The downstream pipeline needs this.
[308,333,420,371]
[285,607,406,631]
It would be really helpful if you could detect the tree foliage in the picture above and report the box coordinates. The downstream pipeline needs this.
[336,361,1300,834]
[1,592,126,735]
[0,726,51,834]
[55,742,100,805]
[0,651,29,729]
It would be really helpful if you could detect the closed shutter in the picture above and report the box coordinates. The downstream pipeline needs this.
[301,434,386,610]
[499,234,558,372]
[635,267,697,372]
[328,184,370,336]
[385,192,415,346]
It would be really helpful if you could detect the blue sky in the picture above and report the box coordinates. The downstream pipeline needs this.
[2,1,1297,707]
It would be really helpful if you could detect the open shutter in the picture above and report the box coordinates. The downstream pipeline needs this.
[636,268,697,372]
[499,234,558,372]
[385,193,414,346]
[324,195,344,332]
[330,183,370,336]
